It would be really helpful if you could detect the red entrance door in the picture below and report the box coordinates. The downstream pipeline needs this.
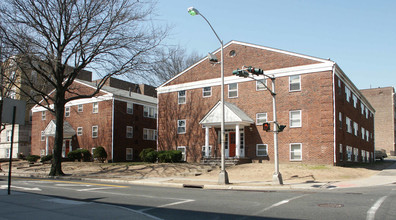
[229,132,236,157]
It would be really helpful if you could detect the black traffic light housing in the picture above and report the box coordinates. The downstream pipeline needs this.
[277,125,286,132]
[232,68,249,78]
[246,66,264,76]
[263,122,271,132]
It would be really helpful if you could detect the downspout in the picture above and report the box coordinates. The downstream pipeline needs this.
[332,64,337,165]
[111,97,114,162]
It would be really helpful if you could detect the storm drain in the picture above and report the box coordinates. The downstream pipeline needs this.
[318,203,344,208]
[183,184,203,189]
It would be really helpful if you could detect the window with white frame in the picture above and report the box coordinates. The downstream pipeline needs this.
[361,127,365,139]
[346,146,352,161]
[338,79,342,94]
[78,104,83,112]
[290,143,302,161]
[91,147,96,156]
[366,130,369,141]
[290,110,302,128]
[339,144,343,161]
[345,86,351,102]
[339,112,342,129]
[42,111,46,120]
[127,103,133,114]
[256,144,268,156]
[126,148,133,161]
[202,145,212,157]
[178,90,186,104]
[6,130,12,142]
[41,131,45,141]
[365,108,368,119]
[346,117,352,133]
[143,128,157,141]
[361,103,365,115]
[126,126,133,138]
[65,106,70,117]
[92,126,98,138]
[143,106,157,119]
[353,122,358,136]
[353,148,359,162]
[5,149,10,158]
[361,150,365,162]
[77,127,83,136]
[256,113,267,125]
[40,149,46,156]
[228,83,238,98]
[177,146,186,161]
[256,78,267,91]
[177,120,186,134]
[203,87,212,97]
[352,94,357,108]
[93,102,98,113]
[289,75,301,92]
[366,151,370,163]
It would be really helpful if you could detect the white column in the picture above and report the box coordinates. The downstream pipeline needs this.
[205,126,210,158]
[235,124,240,158]
[45,136,49,155]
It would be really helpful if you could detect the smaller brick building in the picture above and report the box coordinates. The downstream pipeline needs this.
[31,79,157,162]
[360,87,396,155]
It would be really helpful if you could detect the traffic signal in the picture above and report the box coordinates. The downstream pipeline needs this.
[263,122,271,132]
[246,66,264,75]
[232,69,249,78]
[277,125,286,132]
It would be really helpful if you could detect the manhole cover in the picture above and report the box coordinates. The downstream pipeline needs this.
[318,203,344,208]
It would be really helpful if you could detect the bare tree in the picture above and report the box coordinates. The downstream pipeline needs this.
[0,0,167,176]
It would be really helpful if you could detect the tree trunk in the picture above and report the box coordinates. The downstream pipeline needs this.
[49,90,65,176]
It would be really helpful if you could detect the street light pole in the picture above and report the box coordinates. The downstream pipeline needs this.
[188,7,229,184]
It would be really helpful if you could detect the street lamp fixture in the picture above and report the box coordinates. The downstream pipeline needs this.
[188,7,229,184]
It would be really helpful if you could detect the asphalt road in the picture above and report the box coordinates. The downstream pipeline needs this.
[1,177,395,220]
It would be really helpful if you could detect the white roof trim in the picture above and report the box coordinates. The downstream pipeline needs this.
[43,120,76,138]
[200,101,254,127]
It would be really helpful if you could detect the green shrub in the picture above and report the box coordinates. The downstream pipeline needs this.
[139,148,158,163]
[40,154,53,162]
[158,150,182,163]
[93,146,107,163]
[80,149,92,162]
[27,155,41,163]
[68,150,82,161]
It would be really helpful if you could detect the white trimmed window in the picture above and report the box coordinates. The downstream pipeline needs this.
[361,150,366,162]
[41,131,45,141]
[127,103,133,114]
[144,106,157,119]
[256,78,267,91]
[339,144,343,161]
[346,117,352,133]
[201,145,212,157]
[228,83,238,98]
[345,86,351,102]
[78,104,83,112]
[366,130,369,141]
[65,106,70,117]
[289,75,301,92]
[93,102,98,113]
[347,146,353,161]
[256,113,267,125]
[354,148,359,162]
[365,108,368,119]
[126,126,133,138]
[177,120,186,134]
[178,90,186,104]
[42,111,46,120]
[6,130,12,142]
[353,122,358,136]
[339,112,342,129]
[177,146,186,161]
[256,144,268,156]
[290,110,302,128]
[361,103,365,115]
[361,127,365,139]
[290,143,302,161]
[77,127,83,136]
[92,126,98,138]
[143,128,157,141]
[126,148,133,161]
[203,87,212,97]
[352,94,358,108]
[366,151,370,163]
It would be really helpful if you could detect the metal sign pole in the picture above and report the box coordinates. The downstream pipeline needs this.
[7,106,16,195]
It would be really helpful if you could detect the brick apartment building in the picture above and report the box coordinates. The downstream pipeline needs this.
[157,41,375,165]
[360,87,396,156]
[31,79,157,162]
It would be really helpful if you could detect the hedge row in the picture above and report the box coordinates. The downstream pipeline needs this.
[25,147,108,163]
[139,148,182,163]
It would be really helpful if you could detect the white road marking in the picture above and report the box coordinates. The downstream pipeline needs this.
[0,185,42,191]
[139,199,195,212]
[246,194,306,218]
[102,203,164,220]
[77,187,116,192]
[55,184,92,187]
[366,196,388,220]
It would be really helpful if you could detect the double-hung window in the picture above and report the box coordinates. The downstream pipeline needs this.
[345,86,351,102]
[126,148,133,161]
[346,117,352,133]
[346,146,353,161]
[78,104,83,112]
[289,75,301,92]
[177,146,186,161]
[144,106,157,119]
[41,131,45,141]
[178,90,186,104]
[352,94,358,108]
[177,120,186,134]
[256,113,267,125]
[256,144,268,156]
[339,144,343,161]
[290,110,302,128]
[92,126,98,138]
[256,78,267,91]
[361,127,365,140]
[228,83,238,98]
[127,103,133,114]
[42,111,46,120]
[65,106,70,117]
[354,148,359,162]
[77,127,83,136]
[93,102,98,113]
[203,87,212,97]
[126,126,133,138]
[353,122,358,136]
[339,112,343,129]
[290,143,302,161]
[143,128,157,141]
[6,130,12,142]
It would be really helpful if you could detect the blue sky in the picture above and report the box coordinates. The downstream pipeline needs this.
[155,0,396,90]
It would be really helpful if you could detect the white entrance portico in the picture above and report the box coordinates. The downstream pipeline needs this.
[43,120,76,156]
[200,101,254,158]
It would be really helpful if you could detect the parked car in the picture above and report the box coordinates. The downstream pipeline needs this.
[375,150,387,160]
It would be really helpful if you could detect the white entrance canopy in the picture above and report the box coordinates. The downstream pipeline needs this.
[43,120,76,138]
[199,101,254,127]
